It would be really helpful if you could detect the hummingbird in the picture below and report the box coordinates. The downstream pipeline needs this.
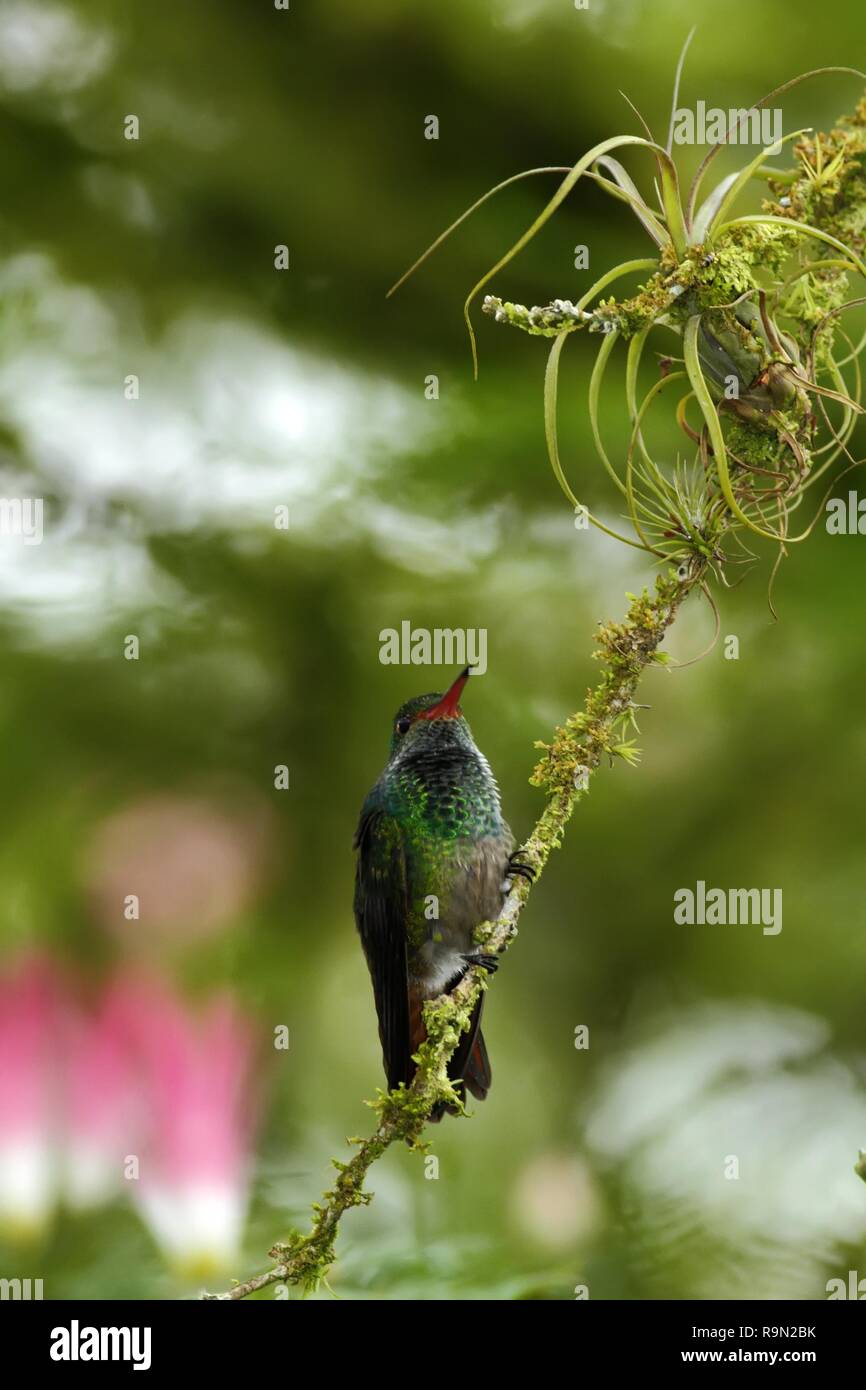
[353,667,532,1119]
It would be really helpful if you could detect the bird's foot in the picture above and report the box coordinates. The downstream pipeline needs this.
[461,951,500,975]
[506,849,536,884]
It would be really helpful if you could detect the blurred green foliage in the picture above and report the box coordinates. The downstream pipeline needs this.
[0,0,865,1300]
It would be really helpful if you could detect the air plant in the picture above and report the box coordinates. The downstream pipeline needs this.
[388,33,866,601]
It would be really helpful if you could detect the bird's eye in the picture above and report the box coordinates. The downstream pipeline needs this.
[396,716,412,735]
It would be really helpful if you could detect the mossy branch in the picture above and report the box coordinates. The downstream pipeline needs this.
[202,568,693,1300]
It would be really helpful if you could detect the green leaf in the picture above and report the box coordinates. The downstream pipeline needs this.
[696,130,806,243]
[543,331,652,553]
[461,134,686,376]
[682,315,781,541]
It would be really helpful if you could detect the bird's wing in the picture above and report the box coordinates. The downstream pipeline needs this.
[353,805,412,1090]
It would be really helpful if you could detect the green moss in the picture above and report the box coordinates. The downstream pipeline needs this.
[767,114,866,257]
[481,294,585,337]
[530,574,685,800]
[724,418,787,468]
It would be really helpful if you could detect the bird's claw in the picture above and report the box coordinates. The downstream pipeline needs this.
[462,951,500,975]
[506,850,536,884]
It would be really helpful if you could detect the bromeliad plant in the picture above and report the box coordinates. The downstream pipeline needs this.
[389,39,866,595]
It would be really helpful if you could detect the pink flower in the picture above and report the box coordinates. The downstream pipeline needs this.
[0,955,63,1238]
[61,980,140,1211]
[116,977,259,1275]
[0,956,262,1273]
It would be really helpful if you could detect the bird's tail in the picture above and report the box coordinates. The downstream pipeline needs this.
[463,1024,491,1101]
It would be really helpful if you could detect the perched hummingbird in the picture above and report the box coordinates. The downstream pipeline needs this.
[353,668,532,1119]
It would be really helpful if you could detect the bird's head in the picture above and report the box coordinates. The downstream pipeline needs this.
[388,667,476,757]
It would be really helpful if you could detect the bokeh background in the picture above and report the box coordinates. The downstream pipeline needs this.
[0,0,865,1301]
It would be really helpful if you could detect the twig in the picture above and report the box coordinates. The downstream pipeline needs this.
[202,568,694,1300]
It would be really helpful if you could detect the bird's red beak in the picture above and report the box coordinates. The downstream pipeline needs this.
[418,666,473,721]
